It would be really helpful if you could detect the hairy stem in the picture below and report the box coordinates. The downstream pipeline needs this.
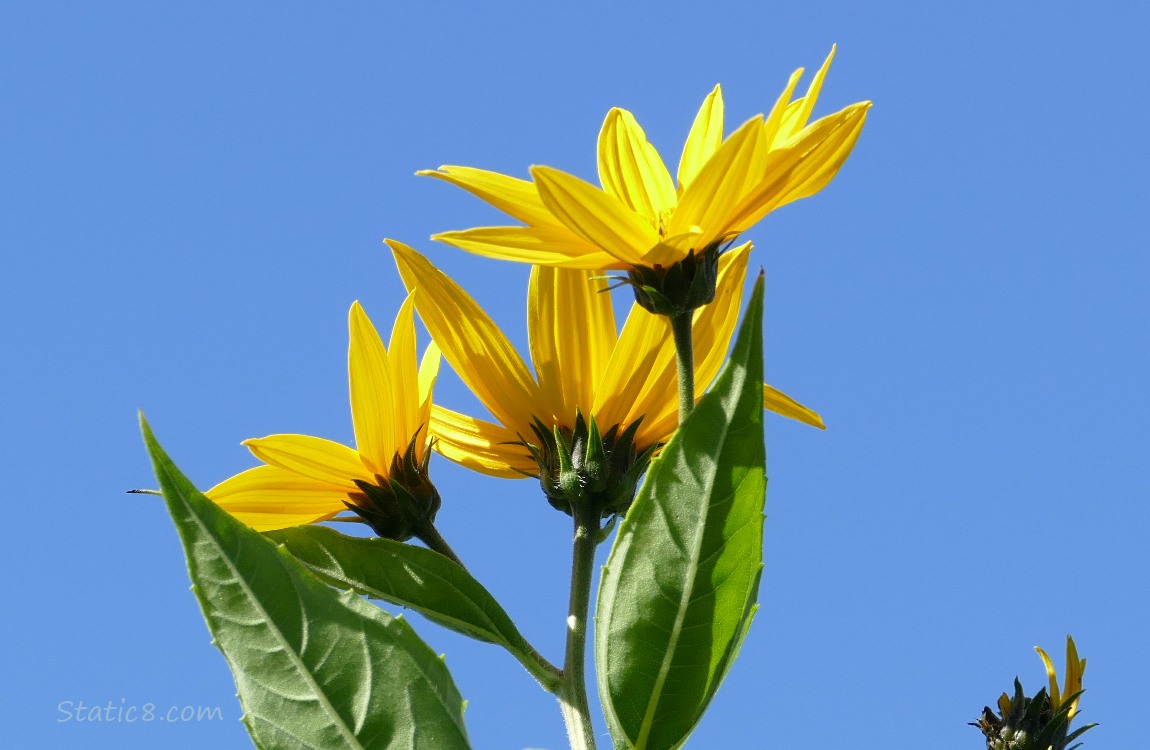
[557,506,599,749]
[670,310,696,423]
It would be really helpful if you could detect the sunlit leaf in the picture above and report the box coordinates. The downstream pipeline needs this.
[142,417,471,750]
[267,525,560,692]
[596,276,767,750]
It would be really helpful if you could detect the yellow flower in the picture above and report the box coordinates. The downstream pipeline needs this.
[207,298,441,533]
[387,239,823,484]
[420,47,870,272]
[1035,636,1087,721]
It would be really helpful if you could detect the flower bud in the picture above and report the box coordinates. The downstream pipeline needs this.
[524,412,654,519]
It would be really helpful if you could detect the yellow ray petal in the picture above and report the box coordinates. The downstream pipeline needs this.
[243,434,373,488]
[416,341,442,456]
[418,165,560,228]
[1035,645,1062,709]
[389,239,543,431]
[206,465,350,531]
[531,165,657,265]
[387,294,421,457]
[669,115,766,244]
[431,226,625,269]
[593,301,676,449]
[429,405,537,478]
[763,385,825,429]
[678,84,724,192]
[777,45,837,142]
[635,384,828,452]
[639,230,706,267]
[1063,636,1086,719]
[348,301,395,474]
[529,266,617,423]
[597,108,677,224]
[760,66,806,150]
[769,102,871,209]
[725,102,870,235]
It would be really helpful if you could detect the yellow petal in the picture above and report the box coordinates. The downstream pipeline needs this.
[243,434,373,487]
[387,294,423,459]
[1064,636,1085,719]
[531,165,658,265]
[593,302,676,450]
[418,165,561,228]
[597,108,677,224]
[206,465,350,531]
[416,341,442,459]
[724,102,870,235]
[348,301,395,473]
[431,226,625,269]
[777,45,837,142]
[763,385,825,429]
[529,266,617,424]
[389,239,543,431]
[429,405,537,478]
[678,85,724,192]
[772,102,871,206]
[761,67,806,152]
[1035,645,1062,710]
[641,231,706,266]
[669,115,766,244]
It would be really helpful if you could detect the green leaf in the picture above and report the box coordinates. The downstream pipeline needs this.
[265,525,561,692]
[141,416,471,750]
[595,275,767,750]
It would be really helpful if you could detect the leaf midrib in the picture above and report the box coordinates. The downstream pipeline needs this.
[634,398,740,748]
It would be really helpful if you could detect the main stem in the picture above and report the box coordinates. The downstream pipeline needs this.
[557,506,599,750]
[670,310,696,423]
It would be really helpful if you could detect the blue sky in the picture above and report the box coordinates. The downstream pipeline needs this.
[2,2,1147,748]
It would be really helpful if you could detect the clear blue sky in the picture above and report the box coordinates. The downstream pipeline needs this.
[2,3,1147,748]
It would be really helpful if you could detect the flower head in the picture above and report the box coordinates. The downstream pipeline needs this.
[387,239,822,513]
[207,299,442,536]
[421,47,870,273]
[973,636,1093,750]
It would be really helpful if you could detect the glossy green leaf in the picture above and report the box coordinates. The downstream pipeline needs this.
[141,416,471,750]
[266,525,561,692]
[595,276,767,750]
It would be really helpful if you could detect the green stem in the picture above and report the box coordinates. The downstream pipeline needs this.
[670,310,696,423]
[414,520,467,571]
[557,506,599,750]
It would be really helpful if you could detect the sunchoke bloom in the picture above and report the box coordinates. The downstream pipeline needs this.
[421,47,870,280]
[388,239,821,513]
[974,636,1092,750]
[1036,636,1087,722]
[207,299,442,536]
